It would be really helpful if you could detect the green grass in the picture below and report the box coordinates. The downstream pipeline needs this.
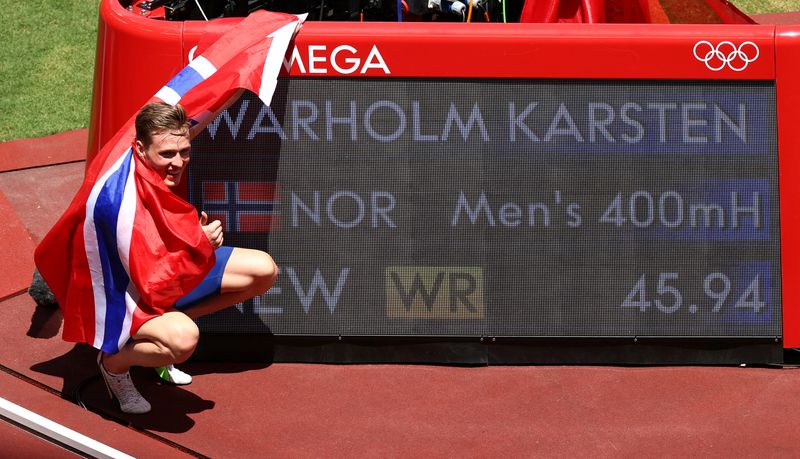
[733,0,798,15]
[0,0,796,142]
[0,1,98,142]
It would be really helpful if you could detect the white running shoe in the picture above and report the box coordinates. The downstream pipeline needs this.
[97,353,151,414]
[155,364,192,385]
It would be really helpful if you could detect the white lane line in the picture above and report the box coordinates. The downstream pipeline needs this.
[0,396,134,459]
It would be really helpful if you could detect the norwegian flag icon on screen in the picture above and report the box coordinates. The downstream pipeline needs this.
[200,181,279,232]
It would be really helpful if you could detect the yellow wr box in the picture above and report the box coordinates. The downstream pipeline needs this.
[385,267,485,319]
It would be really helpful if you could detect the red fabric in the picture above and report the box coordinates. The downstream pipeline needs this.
[129,151,214,309]
[34,11,301,348]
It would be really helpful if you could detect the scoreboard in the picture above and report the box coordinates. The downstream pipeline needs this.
[190,79,780,345]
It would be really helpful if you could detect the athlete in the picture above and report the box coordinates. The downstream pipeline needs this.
[97,102,278,414]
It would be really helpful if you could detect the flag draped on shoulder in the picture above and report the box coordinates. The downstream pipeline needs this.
[34,11,304,354]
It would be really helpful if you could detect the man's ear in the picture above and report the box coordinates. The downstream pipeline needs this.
[134,139,146,159]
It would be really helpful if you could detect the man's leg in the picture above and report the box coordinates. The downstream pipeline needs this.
[181,247,278,319]
[152,247,277,385]
[98,310,199,414]
[102,311,200,374]
[98,247,275,411]
[103,247,276,389]
[104,247,276,372]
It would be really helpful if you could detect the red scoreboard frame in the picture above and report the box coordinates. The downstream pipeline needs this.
[89,0,800,349]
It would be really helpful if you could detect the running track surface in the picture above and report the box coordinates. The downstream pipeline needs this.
[3,12,800,456]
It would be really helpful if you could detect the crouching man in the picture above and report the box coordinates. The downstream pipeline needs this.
[97,102,278,414]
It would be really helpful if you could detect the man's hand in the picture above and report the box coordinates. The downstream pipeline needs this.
[200,211,223,249]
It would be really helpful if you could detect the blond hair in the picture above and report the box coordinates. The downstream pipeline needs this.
[135,102,189,147]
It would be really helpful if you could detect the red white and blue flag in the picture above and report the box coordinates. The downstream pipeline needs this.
[201,181,279,233]
[34,11,303,354]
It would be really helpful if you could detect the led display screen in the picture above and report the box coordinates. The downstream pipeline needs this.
[189,78,780,338]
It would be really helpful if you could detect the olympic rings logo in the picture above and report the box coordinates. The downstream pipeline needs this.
[693,41,760,72]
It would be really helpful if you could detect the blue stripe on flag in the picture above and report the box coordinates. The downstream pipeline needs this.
[165,66,205,98]
[93,152,133,353]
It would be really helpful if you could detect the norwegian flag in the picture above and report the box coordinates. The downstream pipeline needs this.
[201,181,280,232]
[34,11,304,354]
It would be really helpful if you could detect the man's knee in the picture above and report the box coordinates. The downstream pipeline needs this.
[222,249,279,295]
[164,318,199,363]
[251,251,278,293]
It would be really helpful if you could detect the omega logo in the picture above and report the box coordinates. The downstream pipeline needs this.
[283,44,390,75]
[188,44,390,75]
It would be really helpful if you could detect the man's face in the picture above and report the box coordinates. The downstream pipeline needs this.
[135,129,191,188]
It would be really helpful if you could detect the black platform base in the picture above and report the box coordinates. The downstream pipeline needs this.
[192,334,783,366]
